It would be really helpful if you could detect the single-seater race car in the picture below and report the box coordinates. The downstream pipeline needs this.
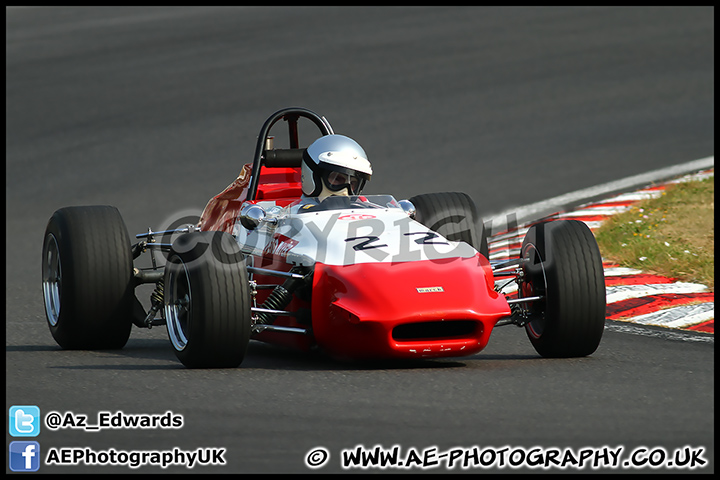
[42,107,606,368]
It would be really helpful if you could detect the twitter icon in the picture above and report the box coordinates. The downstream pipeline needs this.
[9,406,40,437]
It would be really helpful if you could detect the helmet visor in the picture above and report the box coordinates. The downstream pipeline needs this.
[324,170,363,194]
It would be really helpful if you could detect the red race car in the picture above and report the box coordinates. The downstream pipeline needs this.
[42,107,606,368]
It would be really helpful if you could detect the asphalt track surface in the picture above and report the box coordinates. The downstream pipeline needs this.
[6,7,714,473]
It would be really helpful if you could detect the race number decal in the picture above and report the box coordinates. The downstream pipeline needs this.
[345,236,388,252]
[404,232,450,246]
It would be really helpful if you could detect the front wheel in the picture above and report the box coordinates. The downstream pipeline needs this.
[520,220,606,357]
[42,206,134,349]
[164,231,252,368]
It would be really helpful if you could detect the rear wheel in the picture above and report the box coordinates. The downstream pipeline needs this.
[520,220,605,357]
[409,192,489,258]
[164,231,252,368]
[42,206,134,349]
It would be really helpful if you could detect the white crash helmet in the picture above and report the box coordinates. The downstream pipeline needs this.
[301,134,372,197]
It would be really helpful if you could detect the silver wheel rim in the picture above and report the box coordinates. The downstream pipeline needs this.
[165,259,192,352]
[42,234,62,327]
[521,243,548,339]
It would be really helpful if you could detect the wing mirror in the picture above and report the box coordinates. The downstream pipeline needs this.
[398,199,416,219]
[240,203,268,230]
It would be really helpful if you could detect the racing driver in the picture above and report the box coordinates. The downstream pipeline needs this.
[300,134,373,204]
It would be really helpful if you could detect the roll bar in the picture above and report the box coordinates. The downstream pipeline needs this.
[246,107,334,201]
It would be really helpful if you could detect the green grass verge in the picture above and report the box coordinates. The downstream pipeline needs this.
[594,174,714,290]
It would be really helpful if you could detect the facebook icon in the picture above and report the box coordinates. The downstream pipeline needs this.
[9,441,41,472]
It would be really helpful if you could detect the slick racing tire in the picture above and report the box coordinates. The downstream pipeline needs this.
[164,231,252,368]
[42,206,134,349]
[519,220,605,357]
[409,192,489,258]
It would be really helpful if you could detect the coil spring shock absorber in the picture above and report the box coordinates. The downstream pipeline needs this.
[254,285,294,325]
[143,278,165,327]
[254,269,309,325]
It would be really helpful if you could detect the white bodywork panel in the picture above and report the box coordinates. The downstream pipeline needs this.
[232,196,477,267]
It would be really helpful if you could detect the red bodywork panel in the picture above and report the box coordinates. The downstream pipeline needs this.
[252,254,510,360]
[198,163,301,233]
[311,255,509,360]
